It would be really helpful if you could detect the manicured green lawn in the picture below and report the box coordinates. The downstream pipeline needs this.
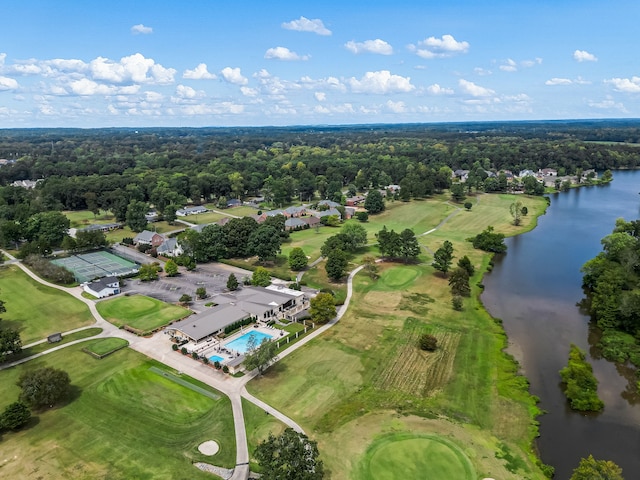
[0,266,94,344]
[248,195,549,479]
[84,337,128,356]
[356,433,475,480]
[242,398,286,472]
[96,295,191,332]
[9,328,102,362]
[0,344,236,478]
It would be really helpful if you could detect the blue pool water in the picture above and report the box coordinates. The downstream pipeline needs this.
[208,355,224,363]
[224,331,274,354]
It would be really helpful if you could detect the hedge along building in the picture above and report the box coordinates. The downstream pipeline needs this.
[166,286,309,344]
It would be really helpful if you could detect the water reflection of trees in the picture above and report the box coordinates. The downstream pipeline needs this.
[587,322,640,406]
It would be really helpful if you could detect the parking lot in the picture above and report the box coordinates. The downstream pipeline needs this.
[122,262,254,309]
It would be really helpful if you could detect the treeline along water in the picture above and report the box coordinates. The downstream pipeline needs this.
[482,170,640,479]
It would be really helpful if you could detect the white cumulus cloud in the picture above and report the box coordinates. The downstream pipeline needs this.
[348,70,415,94]
[314,92,326,101]
[545,78,573,86]
[89,53,175,84]
[605,76,640,93]
[574,50,597,62]
[427,83,453,95]
[409,34,469,59]
[281,16,331,35]
[588,96,627,112]
[131,24,153,35]
[264,47,309,61]
[183,63,216,80]
[240,86,259,97]
[499,59,518,72]
[345,39,393,55]
[386,100,406,113]
[221,67,248,85]
[458,79,495,97]
[0,76,18,90]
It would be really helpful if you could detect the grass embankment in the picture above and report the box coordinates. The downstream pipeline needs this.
[0,343,236,478]
[0,265,94,344]
[248,193,549,480]
[84,337,129,357]
[8,328,102,362]
[96,295,190,333]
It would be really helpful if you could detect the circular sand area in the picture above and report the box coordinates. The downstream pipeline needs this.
[198,440,220,456]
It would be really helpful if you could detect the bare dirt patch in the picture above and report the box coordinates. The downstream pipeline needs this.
[362,291,401,312]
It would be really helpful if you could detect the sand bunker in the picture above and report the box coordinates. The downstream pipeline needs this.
[198,440,220,456]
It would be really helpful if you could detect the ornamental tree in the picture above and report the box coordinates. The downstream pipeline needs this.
[309,293,336,323]
[255,428,324,480]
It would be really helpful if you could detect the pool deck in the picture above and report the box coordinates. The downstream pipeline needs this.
[198,325,285,364]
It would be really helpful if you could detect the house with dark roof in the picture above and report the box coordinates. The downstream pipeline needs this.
[83,276,120,298]
[77,223,122,234]
[265,209,285,217]
[226,198,242,208]
[345,195,365,206]
[133,230,164,247]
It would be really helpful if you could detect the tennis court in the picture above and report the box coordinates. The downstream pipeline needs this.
[52,250,139,283]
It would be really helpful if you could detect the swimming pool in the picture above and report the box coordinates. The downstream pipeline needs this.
[224,330,274,354]
[208,355,224,363]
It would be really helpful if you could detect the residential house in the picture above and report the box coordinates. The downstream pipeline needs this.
[10,179,39,189]
[344,207,356,220]
[285,217,307,230]
[77,223,122,234]
[317,199,341,209]
[519,169,536,178]
[539,168,558,177]
[133,230,164,247]
[265,209,285,217]
[226,198,242,208]
[145,210,160,222]
[385,184,401,194]
[157,238,183,257]
[313,208,342,220]
[83,276,120,298]
[176,205,208,216]
[283,206,306,218]
[345,195,365,206]
[301,216,321,227]
[250,213,267,224]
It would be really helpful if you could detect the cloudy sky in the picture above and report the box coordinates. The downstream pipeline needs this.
[1,0,638,127]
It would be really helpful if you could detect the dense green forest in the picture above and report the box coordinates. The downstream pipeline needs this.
[0,120,637,249]
[582,219,640,369]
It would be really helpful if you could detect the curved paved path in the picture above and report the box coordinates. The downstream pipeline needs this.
[0,249,363,480]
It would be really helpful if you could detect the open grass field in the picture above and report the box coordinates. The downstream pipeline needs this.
[242,398,287,472]
[0,265,94,344]
[64,209,116,228]
[97,294,191,331]
[9,328,102,361]
[248,193,550,479]
[0,343,236,478]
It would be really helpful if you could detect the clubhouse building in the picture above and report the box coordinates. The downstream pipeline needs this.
[166,285,308,344]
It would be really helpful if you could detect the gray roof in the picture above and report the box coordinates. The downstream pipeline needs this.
[177,206,207,215]
[285,218,306,228]
[318,200,340,208]
[157,237,178,253]
[265,210,284,217]
[284,206,306,215]
[87,276,119,291]
[170,286,302,342]
[134,230,158,243]
[171,304,249,343]
[314,208,341,219]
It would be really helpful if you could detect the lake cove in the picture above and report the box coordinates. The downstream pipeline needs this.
[482,170,640,479]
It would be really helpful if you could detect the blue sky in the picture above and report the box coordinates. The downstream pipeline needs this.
[0,0,638,127]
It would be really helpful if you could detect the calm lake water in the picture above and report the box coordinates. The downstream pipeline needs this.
[482,170,640,479]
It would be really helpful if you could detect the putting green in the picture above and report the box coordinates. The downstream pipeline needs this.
[380,266,420,289]
[358,433,475,480]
